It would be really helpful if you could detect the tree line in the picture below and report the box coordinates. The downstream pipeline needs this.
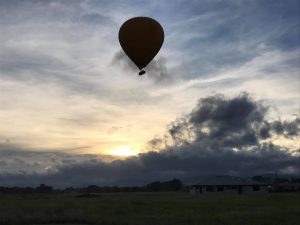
[0,179,183,194]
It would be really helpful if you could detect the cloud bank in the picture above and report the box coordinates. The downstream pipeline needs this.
[0,0,298,153]
[1,93,299,187]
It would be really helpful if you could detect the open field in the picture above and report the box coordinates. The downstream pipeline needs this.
[0,192,299,225]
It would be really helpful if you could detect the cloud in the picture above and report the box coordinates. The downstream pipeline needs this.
[78,13,115,25]
[111,50,175,84]
[111,50,137,72]
[148,93,299,151]
[0,1,298,187]
[1,93,299,187]
[160,0,300,77]
[0,0,298,154]
[0,143,115,175]
[259,119,300,139]
[1,143,299,187]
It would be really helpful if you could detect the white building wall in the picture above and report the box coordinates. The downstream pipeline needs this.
[189,185,269,195]
[189,187,199,195]
[243,185,269,194]
[223,186,239,194]
[202,186,215,194]
[243,186,252,193]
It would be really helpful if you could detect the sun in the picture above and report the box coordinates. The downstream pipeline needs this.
[112,146,138,157]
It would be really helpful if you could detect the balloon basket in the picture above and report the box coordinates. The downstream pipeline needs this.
[139,70,146,76]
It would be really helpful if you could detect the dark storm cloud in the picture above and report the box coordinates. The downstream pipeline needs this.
[0,143,115,175]
[0,143,299,187]
[1,93,299,187]
[148,93,299,151]
[259,119,300,139]
[111,50,174,84]
[188,93,266,141]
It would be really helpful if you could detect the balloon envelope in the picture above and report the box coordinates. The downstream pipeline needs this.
[119,17,164,70]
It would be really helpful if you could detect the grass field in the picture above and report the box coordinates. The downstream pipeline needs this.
[0,192,299,225]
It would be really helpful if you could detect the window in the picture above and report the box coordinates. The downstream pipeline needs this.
[217,186,224,191]
[253,186,260,191]
[206,186,214,192]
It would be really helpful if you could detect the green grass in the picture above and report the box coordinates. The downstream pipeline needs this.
[0,192,299,225]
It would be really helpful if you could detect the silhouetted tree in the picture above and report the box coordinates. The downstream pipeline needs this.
[164,179,183,191]
[146,181,162,191]
[146,179,183,191]
[36,184,53,193]
[252,176,266,182]
[87,185,99,193]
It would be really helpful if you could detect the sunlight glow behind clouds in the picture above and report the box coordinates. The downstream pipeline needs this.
[0,0,299,156]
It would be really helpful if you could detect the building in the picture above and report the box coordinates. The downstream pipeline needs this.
[189,176,269,195]
[271,181,300,192]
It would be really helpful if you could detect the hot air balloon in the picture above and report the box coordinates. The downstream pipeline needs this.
[118,17,164,75]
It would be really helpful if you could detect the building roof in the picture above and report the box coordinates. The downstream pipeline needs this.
[192,176,268,186]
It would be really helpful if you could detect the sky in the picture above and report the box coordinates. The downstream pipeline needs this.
[0,0,299,187]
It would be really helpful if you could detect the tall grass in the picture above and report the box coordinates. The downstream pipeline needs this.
[0,192,299,225]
